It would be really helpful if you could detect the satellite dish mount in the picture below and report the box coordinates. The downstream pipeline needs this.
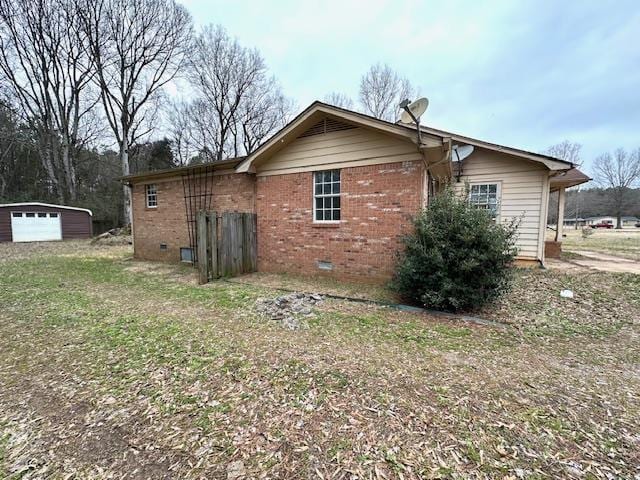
[399,97,429,146]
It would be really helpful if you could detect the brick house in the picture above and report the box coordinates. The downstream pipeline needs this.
[123,102,589,282]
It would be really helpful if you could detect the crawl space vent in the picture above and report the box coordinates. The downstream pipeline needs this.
[317,260,334,271]
[298,118,356,138]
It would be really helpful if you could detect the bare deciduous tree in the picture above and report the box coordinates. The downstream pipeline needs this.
[594,148,640,228]
[234,80,294,155]
[184,25,292,161]
[166,98,197,166]
[546,140,582,166]
[359,63,417,121]
[324,92,354,110]
[189,25,264,160]
[0,0,97,203]
[79,0,192,224]
[545,141,584,227]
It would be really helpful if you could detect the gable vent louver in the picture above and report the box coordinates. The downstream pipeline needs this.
[298,117,357,138]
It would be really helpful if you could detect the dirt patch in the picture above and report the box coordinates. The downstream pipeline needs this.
[235,271,400,303]
[560,250,640,274]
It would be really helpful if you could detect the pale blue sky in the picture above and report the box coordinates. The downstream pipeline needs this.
[179,0,640,174]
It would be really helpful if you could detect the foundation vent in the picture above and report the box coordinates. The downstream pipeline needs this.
[317,260,334,271]
[298,118,356,138]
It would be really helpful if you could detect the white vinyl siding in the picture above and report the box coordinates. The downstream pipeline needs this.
[455,150,549,260]
[255,127,423,176]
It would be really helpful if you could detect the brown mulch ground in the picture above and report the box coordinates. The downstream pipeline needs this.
[0,241,639,479]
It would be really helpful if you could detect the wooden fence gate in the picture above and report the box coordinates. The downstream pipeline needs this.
[195,211,257,284]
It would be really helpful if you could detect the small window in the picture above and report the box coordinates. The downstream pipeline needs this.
[38,212,46,217]
[469,183,500,217]
[49,213,58,218]
[146,184,158,208]
[25,212,35,217]
[12,212,22,218]
[313,169,340,222]
[180,247,194,263]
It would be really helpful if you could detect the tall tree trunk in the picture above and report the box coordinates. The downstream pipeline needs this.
[121,138,131,226]
[61,141,77,201]
[38,137,64,204]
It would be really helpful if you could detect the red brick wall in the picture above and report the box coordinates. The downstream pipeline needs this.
[256,161,424,283]
[132,173,255,262]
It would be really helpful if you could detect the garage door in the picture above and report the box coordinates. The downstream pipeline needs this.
[11,212,62,242]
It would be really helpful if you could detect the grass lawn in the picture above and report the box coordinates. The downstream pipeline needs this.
[0,242,639,479]
[554,228,640,261]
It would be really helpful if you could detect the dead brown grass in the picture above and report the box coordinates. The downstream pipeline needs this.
[0,243,638,479]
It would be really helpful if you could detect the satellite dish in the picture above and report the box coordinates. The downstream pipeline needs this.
[400,97,429,124]
[453,144,474,162]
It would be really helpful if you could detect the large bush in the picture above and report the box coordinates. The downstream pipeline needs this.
[393,187,519,311]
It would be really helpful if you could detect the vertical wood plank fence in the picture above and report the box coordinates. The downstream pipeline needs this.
[195,211,257,284]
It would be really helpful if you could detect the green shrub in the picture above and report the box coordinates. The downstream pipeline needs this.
[393,187,519,312]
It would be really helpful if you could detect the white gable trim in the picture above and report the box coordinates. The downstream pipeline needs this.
[0,202,93,216]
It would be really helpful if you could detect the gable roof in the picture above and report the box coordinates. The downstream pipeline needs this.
[419,125,574,171]
[235,101,443,173]
[236,101,575,174]
[121,157,244,183]
[123,101,578,183]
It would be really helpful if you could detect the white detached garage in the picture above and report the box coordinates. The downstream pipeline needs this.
[0,202,93,243]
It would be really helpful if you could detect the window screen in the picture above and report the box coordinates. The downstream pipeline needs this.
[313,170,340,222]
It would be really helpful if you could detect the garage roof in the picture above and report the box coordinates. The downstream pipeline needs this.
[0,202,93,216]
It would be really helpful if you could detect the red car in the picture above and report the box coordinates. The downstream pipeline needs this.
[591,222,614,229]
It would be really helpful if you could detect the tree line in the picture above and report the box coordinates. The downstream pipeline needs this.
[545,141,640,228]
[0,0,421,228]
[0,0,638,230]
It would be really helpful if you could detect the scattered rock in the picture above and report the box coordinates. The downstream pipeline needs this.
[227,460,246,480]
[255,292,323,330]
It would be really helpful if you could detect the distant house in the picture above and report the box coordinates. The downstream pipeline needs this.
[586,216,639,227]
[562,217,586,227]
[122,101,589,282]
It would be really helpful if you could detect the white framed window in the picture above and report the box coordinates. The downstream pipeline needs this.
[469,183,500,217]
[146,184,158,208]
[313,169,340,222]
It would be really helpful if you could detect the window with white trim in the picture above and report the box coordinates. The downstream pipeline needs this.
[146,184,158,208]
[313,170,340,222]
[469,183,499,217]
